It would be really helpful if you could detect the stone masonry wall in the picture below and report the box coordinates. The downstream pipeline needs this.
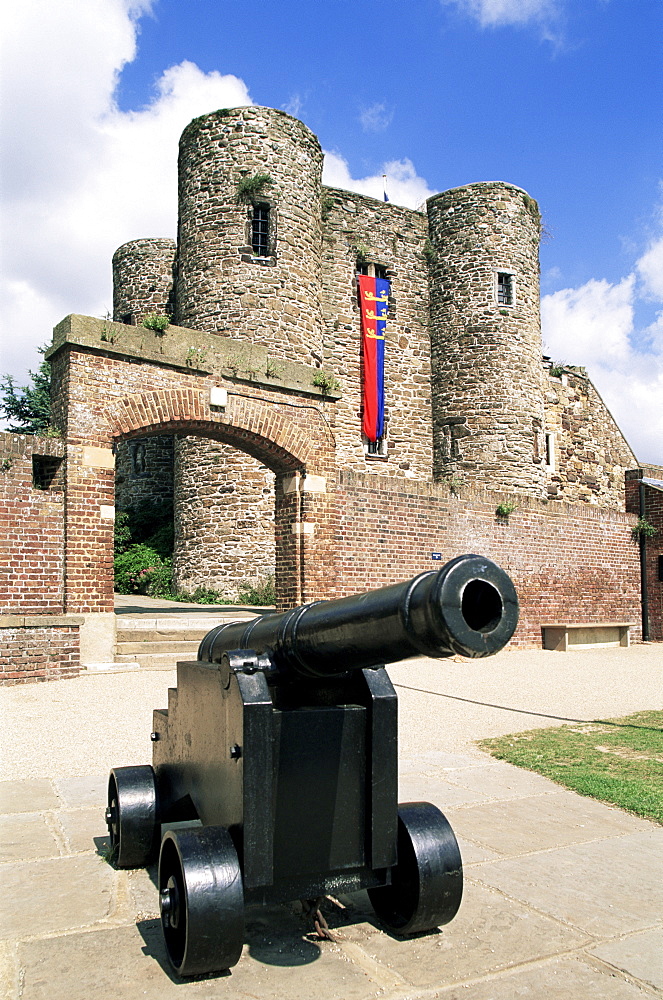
[544,365,636,507]
[114,435,174,515]
[173,436,275,598]
[427,183,547,497]
[336,470,641,647]
[320,188,433,479]
[112,238,177,325]
[176,107,325,365]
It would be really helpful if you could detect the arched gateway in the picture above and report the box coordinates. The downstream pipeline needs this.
[46,313,338,661]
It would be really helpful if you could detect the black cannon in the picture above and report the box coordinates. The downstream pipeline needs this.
[106,554,518,976]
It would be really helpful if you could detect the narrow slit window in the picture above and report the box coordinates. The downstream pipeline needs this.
[545,432,555,470]
[251,203,270,256]
[497,272,514,306]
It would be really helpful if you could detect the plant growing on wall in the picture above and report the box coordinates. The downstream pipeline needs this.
[312,370,340,394]
[236,173,272,204]
[321,195,335,222]
[185,346,207,368]
[496,500,518,518]
[264,357,284,379]
[142,313,170,333]
[423,238,436,267]
[351,241,370,265]
[631,518,657,540]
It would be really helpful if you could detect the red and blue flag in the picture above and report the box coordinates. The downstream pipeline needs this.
[358,274,389,442]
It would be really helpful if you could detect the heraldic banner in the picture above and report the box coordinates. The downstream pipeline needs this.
[358,274,389,442]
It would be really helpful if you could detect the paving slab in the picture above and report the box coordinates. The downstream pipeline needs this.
[473,828,663,937]
[356,880,590,989]
[18,917,379,1000]
[445,787,655,857]
[0,813,62,863]
[0,854,115,939]
[57,806,110,854]
[0,779,60,813]
[425,956,657,999]
[53,773,109,809]
[589,928,663,993]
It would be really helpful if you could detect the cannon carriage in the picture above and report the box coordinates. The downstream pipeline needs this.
[106,554,518,976]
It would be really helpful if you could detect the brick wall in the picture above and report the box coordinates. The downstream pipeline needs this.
[0,623,81,684]
[0,433,84,683]
[0,433,65,614]
[337,470,641,647]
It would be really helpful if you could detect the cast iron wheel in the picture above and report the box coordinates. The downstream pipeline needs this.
[105,765,158,868]
[158,825,245,977]
[368,801,463,935]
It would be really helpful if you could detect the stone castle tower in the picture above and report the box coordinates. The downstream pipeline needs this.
[112,106,634,597]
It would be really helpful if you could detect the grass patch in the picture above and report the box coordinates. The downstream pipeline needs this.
[478,710,663,825]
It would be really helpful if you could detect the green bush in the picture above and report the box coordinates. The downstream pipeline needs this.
[114,511,132,554]
[236,576,276,606]
[114,544,173,595]
[173,586,231,605]
[142,313,170,333]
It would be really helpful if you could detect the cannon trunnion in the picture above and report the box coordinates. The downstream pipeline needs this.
[107,554,518,976]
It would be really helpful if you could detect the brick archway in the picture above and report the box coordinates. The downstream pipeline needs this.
[50,326,338,622]
[104,389,330,473]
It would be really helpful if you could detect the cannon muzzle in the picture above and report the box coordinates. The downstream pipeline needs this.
[199,554,518,678]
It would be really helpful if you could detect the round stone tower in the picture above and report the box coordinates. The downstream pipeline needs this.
[427,182,546,496]
[112,238,177,523]
[176,106,324,365]
[112,238,176,325]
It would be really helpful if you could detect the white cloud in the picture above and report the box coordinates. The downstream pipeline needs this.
[0,1,253,382]
[636,235,663,300]
[359,102,393,133]
[323,153,435,210]
[541,237,663,465]
[541,276,635,365]
[440,0,563,39]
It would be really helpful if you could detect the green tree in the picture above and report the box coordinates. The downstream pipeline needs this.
[0,349,52,434]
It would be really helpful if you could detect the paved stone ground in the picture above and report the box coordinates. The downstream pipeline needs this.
[1,642,662,998]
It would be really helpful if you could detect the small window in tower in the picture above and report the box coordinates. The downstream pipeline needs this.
[363,434,389,458]
[545,432,555,471]
[251,203,271,257]
[496,272,514,306]
[356,262,388,280]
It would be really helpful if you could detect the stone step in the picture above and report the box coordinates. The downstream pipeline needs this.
[112,613,261,671]
[116,629,212,644]
[116,639,203,656]
[114,651,191,670]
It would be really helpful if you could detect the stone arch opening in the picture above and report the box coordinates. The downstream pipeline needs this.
[47,321,337,648]
[107,401,334,614]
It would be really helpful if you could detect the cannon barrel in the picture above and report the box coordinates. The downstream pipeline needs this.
[199,554,518,679]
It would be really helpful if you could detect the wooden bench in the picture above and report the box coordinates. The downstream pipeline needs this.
[541,623,635,652]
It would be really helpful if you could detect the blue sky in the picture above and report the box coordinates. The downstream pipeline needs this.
[2,0,662,461]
